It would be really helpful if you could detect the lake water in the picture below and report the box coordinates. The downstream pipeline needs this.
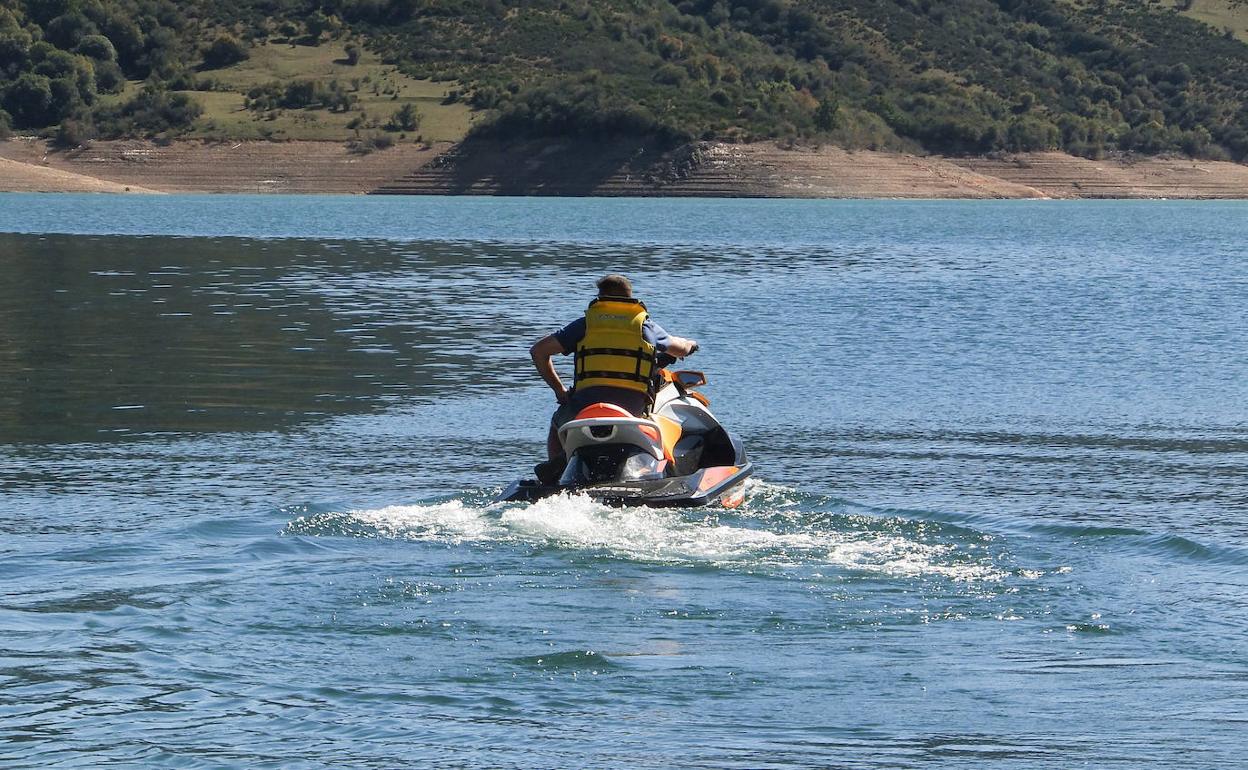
[1,195,1246,768]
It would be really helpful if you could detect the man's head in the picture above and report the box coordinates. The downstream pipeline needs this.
[596,274,633,299]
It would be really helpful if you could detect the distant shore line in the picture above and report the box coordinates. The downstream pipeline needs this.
[2,137,1247,199]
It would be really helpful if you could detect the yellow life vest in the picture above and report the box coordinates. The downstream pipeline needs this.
[574,297,657,394]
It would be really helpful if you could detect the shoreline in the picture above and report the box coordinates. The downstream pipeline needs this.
[2,137,1247,199]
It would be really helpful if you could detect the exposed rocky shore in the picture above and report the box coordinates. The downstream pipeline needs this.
[3,137,1247,199]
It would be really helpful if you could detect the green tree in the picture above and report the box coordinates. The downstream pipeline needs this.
[306,11,331,40]
[93,59,125,93]
[33,48,78,80]
[3,72,55,127]
[0,29,31,72]
[49,76,85,119]
[75,35,117,62]
[44,12,96,50]
[100,17,144,72]
[28,0,74,27]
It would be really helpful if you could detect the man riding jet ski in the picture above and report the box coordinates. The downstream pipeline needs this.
[499,274,751,508]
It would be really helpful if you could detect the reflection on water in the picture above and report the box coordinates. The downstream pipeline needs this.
[0,236,553,440]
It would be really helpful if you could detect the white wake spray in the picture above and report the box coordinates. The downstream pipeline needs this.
[294,482,1006,581]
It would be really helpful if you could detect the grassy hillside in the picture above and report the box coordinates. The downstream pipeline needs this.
[0,1,472,147]
[89,43,473,142]
[181,43,473,141]
[2,0,1247,161]
[1180,0,1248,42]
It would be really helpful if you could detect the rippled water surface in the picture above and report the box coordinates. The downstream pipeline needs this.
[2,195,1246,768]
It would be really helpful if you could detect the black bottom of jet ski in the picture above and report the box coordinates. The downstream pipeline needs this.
[499,461,753,508]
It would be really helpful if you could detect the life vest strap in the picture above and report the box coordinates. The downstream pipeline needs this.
[577,370,652,384]
[577,347,652,360]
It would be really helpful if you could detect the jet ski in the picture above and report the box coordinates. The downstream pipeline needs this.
[499,369,752,508]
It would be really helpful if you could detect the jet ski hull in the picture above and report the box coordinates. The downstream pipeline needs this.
[499,461,752,508]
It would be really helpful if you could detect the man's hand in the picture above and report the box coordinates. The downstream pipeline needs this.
[555,388,569,405]
[666,336,699,359]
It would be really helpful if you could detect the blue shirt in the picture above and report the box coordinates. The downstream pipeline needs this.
[553,317,671,355]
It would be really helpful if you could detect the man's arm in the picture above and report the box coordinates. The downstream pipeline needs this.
[646,320,698,359]
[530,334,570,404]
[665,336,699,358]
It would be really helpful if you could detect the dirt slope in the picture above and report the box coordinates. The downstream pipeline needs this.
[0,155,156,193]
[958,152,1248,199]
[3,138,1247,199]
[0,139,447,194]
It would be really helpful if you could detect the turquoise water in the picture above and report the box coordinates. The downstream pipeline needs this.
[2,195,1246,767]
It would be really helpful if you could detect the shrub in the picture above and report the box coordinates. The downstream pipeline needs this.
[1180,126,1212,157]
[814,97,839,131]
[202,35,248,69]
[93,87,203,138]
[348,133,394,153]
[283,80,317,107]
[306,11,332,40]
[1006,116,1060,151]
[247,79,355,112]
[54,117,95,148]
[386,102,420,131]
[653,64,686,85]
[345,43,361,65]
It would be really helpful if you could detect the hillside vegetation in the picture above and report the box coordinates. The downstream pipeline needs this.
[0,0,471,147]
[177,43,472,142]
[2,0,1247,160]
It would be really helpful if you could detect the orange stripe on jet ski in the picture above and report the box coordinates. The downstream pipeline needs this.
[697,466,739,493]
[575,403,633,420]
[656,415,681,463]
[720,487,745,509]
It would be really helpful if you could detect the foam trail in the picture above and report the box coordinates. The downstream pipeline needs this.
[289,490,1008,581]
[350,500,498,541]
